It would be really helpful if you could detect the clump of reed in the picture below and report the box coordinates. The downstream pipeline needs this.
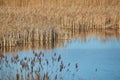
[0,51,80,80]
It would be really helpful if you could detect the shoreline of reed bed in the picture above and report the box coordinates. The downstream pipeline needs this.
[0,5,120,48]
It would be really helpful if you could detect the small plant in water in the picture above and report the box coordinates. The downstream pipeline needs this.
[0,51,80,80]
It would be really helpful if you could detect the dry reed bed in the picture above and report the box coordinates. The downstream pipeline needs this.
[0,0,120,7]
[0,6,120,47]
[0,6,120,32]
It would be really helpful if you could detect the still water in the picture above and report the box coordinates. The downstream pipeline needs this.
[0,37,120,80]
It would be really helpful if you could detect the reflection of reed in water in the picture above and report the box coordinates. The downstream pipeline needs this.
[61,26,120,41]
[0,27,120,53]
[0,28,64,53]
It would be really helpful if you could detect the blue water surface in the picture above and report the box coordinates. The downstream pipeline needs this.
[0,37,120,80]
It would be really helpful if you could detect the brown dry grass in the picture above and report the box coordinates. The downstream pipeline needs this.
[0,0,120,34]
[0,0,120,48]
[0,0,120,7]
[0,6,120,34]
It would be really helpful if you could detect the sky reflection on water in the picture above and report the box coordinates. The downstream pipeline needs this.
[63,37,120,49]
[0,37,120,80]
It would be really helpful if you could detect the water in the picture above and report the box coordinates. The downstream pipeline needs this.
[0,37,120,80]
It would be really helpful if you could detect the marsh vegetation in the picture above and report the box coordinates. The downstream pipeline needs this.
[0,51,80,80]
[0,0,120,80]
[0,6,120,48]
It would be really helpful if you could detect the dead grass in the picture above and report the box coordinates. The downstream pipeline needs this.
[0,6,120,34]
[0,1,120,48]
[0,0,120,7]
